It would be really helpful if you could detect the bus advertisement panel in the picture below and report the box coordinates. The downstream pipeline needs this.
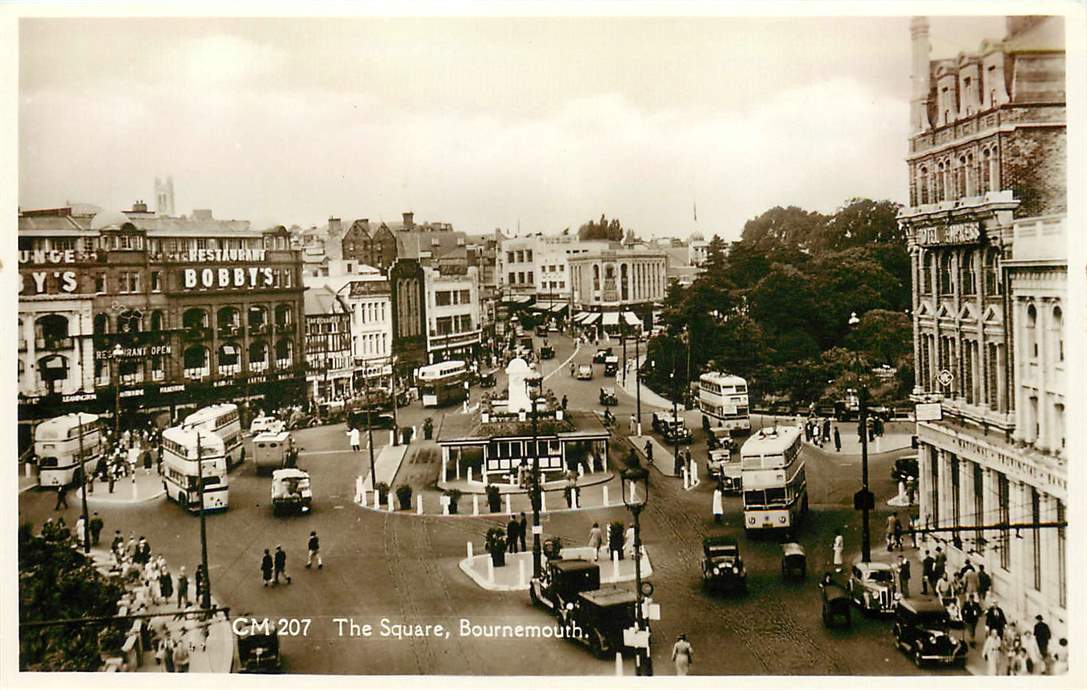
[35,413,101,487]
[417,360,468,408]
[162,426,229,512]
[183,403,242,467]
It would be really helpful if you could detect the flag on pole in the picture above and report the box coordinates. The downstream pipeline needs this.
[693,201,697,222]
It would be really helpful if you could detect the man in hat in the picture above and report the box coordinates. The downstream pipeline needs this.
[273,545,291,584]
[1034,614,1051,658]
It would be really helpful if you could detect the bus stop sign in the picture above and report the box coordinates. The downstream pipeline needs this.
[853,489,875,511]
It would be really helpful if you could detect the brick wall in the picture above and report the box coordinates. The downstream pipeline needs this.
[1001,126,1067,217]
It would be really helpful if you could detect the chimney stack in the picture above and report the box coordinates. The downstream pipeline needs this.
[910,16,932,132]
[402,211,415,229]
[328,217,343,236]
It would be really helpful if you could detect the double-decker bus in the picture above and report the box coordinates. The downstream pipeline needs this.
[183,403,242,467]
[417,360,469,408]
[162,425,229,511]
[698,372,751,435]
[34,413,101,487]
[739,426,806,533]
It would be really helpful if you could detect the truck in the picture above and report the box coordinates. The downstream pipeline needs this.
[271,468,312,515]
[253,431,298,475]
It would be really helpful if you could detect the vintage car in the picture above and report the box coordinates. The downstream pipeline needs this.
[592,348,613,364]
[576,364,594,381]
[659,414,693,444]
[701,536,747,593]
[536,325,549,337]
[891,455,919,483]
[848,561,898,615]
[479,370,497,388]
[599,386,618,406]
[892,598,968,667]
[707,427,738,451]
[819,575,852,627]
[250,416,285,436]
[706,448,741,492]
[253,431,298,476]
[780,542,806,581]
[271,468,312,516]
[558,587,639,658]
[237,626,281,673]
[346,411,396,431]
[868,404,895,421]
[540,344,556,360]
[603,355,620,377]
[529,559,601,613]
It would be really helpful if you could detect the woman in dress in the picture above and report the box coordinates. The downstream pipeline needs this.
[982,628,1005,676]
[832,530,844,573]
[671,634,693,675]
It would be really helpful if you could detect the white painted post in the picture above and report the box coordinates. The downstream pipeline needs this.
[386,497,393,513]
[692,461,699,484]
[578,464,585,478]
[467,542,474,559]
[487,558,495,583]
[417,495,423,515]
[456,454,461,480]
[541,491,547,513]
[24,463,31,478]
[389,430,395,446]
[473,495,480,516]
[572,491,579,510]
[602,486,609,507]
[443,500,450,516]
[467,467,474,484]
[519,559,526,586]
[682,467,689,490]
[612,551,620,581]
[355,476,363,504]
[372,490,380,508]
[615,652,623,676]
[131,475,138,500]
[505,494,513,515]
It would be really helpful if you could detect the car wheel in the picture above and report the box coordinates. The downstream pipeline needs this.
[913,646,924,667]
[528,586,539,608]
[589,629,608,658]
[821,606,829,626]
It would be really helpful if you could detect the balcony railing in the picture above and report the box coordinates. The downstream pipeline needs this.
[275,322,295,334]
[184,367,210,381]
[218,325,245,338]
[275,358,292,369]
[182,327,212,341]
[250,360,268,372]
[250,324,269,336]
[36,337,74,351]
[218,364,241,377]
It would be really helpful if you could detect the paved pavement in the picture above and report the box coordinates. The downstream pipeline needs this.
[18,332,969,676]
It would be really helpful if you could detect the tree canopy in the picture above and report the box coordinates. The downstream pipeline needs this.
[578,214,624,241]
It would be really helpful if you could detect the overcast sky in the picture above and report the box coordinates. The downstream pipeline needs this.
[19,14,1008,239]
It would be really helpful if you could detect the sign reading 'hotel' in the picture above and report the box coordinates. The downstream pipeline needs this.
[916,221,982,247]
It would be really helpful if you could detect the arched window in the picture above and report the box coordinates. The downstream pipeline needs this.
[248,305,267,330]
[38,354,69,390]
[182,308,208,329]
[939,254,954,295]
[620,263,629,301]
[957,156,968,197]
[918,166,929,204]
[35,314,69,345]
[183,345,209,376]
[981,149,992,192]
[94,313,110,335]
[922,252,934,294]
[1052,305,1064,363]
[275,338,292,364]
[249,341,268,370]
[988,147,1000,191]
[935,162,945,201]
[217,306,240,330]
[1026,304,1038,360]
[117,309,143,334]
[218,343,240,369]
[965,153,975,196]
[592,264,600,291]
[150,310,165,332]
[274,304,292,327]
[983,248,1001,295]
[959,250,976,296]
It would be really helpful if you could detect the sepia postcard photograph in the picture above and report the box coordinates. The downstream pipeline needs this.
[3,1,1084,687]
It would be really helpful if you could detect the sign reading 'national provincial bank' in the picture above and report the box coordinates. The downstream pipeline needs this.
[916,221,982,247]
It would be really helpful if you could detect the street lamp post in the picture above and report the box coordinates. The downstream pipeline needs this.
[620,323,627,387]
[622,465,652,676]
[111,343,124,438]
[529,389,546,577]
[359,358,378,489]
[195,431,212,608]
[670,364,679,471]
[634,330,642,436]
[848,311,873,563]
[76,413,90,554]
[389,356,400,446]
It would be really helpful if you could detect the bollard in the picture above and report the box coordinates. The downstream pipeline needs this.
[612,552,620,581]
[615,652,623,676]
[541,491,547,513]
[682,467,689,490]
[572,491,579,510]
[519,559,526,587]
[602,486,609,507]
[467,542,474,559]
[387,497,394,513]
[505,494,513,515]
[693,460,699,484]
[373,490,380,508]
[417,495,423,515]
[443,501,450,516]
[473,495,480,516]
[578,464,585,477]
[487,558,495,583]
[468,467,474,484]
[24,463,31,478]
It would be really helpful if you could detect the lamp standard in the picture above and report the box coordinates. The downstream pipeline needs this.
[389,356,400,446]
[528,377,545,577]
[847,311,873,562]
[357,357,378,488]
[634,329,642,436]
[111,343,124,438]
[622,465,652,675]
[620,322,627,388]
[669,364,680,469]
[195,430,212,609]
[76,413,91,554]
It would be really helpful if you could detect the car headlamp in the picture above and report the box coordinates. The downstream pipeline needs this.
[713,566,720,575]
[732,565,739,574]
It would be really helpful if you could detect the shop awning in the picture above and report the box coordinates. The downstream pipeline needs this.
[573,311,591,324]
[582,313,601,325]
[623,312,641,327]
[602,312,619,326]
[505,295,533,305]
[549,303,568,313]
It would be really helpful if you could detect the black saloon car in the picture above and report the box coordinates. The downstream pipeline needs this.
[892,598,968,667]
[701,536,747,592]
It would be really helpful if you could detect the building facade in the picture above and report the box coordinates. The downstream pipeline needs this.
[303,286,353,400]
[388,258,428,373]
[568,247,668,334]
[423,265,481,364]
[18,205,307,434]
[899,16,1066,633]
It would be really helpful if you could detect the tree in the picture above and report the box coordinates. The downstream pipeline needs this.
[845,309,913,366]
[813,198,903,253]
[740,205,828,254]
[578,214,624,241]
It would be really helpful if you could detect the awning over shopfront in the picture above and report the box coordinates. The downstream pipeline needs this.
[573,311,591,324]
[602,312,619,326]
[582,313,601,325]
[548,303,568,313]
[622,311,641,328]
[504,295,533,305]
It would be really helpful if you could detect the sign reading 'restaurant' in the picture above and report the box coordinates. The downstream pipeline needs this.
[916,221,982,247]
[183,267,277,290]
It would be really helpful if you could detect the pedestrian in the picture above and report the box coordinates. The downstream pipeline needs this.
[935,572,952,603]
[273,545,291,584]
[963,564,980,598]
[88,512,104,546]
[608,522,624,561]
[673,450,683,477]
[1010,647,1029,676]
[570,362,576,377]
[671,633,693,675]
[629,412,637,433]
[347,427,361,452]
[1050,638,1068,675]
[1034,614,1051,658]
[1022,629,1042,674]
[832,530,844,573]
[712,486,724,524]
[108,466,116,493]
[195,564,207,604]
[561,395,568,411]
[158,565,173,601]
[111,530,124,559]
[53,484,69,510]
[644,441,653,463]
[587,522,604,561]
[885,514,896,551]
[892,514,903,550]
[74,516,86,549]
[920,550,934,594]
[822,418,831,446]
[983,628,1005,676]
[833,426,841,452]
[898,555,911,598]
[977,564,992,603]
[905,513,917,548]
[933,546,946,579]
[261,549,274,586]
[306,531,323,569]
[962,594,982,647]
[507,518,519,554]
[985,599,1007,640]
[518,512,528,551]
[160,632,176,672]
[172,634,190,673]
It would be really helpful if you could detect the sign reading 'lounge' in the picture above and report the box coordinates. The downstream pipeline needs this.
[917,221,982,247]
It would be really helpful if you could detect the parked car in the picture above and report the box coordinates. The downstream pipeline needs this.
[479,370,497,388]
[529,558,601,614]
[576,364,594,381]
[603,355,619,377]
[780,542,806,581]
[706,448,741,492]
[660,414,692,444]
[891,455,919,483]
[237,626,281,673]
[701,536,747,593]
[892,598,968,667]
[868,405,894,422]
[848,561,898,615]
[347,411,396,431]
[250,416,285,436]
[592,348,612,364]
[536,325,549,337]
[599,387,617,406]
[819,576,852,628]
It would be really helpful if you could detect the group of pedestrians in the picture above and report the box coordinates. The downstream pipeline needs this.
[803,416,838,450]
[586,520,635,561]
[504,513,529,553]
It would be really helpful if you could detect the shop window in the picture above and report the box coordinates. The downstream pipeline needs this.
[983,248,1001,295]
[921,252,934,294]
[35,314,69,345]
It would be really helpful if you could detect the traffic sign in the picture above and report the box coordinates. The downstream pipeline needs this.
[623,627,651,649]
[936,369,954,387]
[641,601,661,621]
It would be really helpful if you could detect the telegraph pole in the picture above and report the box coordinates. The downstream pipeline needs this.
[531,396,542,577]
[195,431,212,608]
[362,359,378,487]
[77,414,90,554]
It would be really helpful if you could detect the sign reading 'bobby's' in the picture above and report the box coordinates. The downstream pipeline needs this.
[182,266,278,290]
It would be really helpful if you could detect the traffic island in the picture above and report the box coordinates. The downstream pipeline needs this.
[459,546,653,592]
[85,472,167,507]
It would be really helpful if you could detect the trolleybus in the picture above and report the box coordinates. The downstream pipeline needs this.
[698,372,751,435]
[417,360,469,408]
[183,403,242,467]
[162,425,230,511]
[34,413,101,487]
[739,425,806,533]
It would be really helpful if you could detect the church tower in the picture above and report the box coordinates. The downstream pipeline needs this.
[154,176,175,217]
